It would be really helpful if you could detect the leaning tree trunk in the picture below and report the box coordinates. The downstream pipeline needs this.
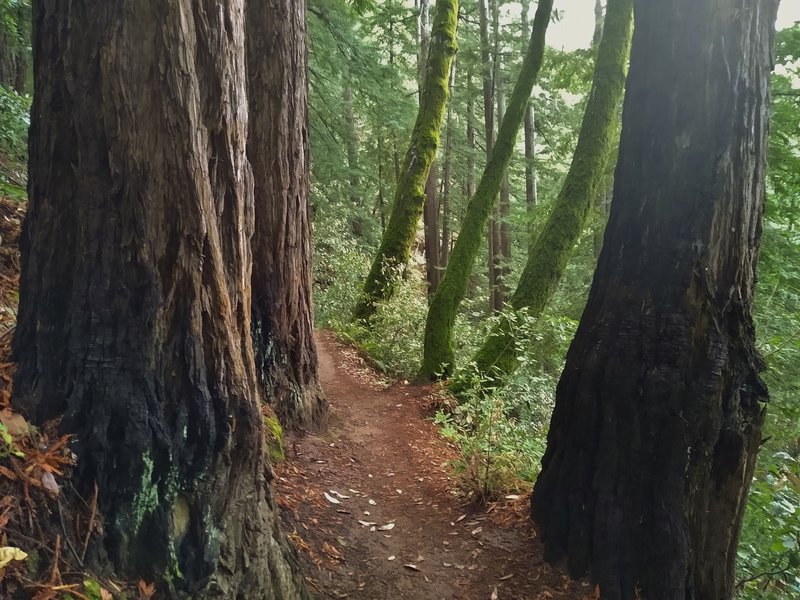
[521,0,537,213]
[419,0,554,379]
[531,1,777,598]
[247,0,325,429]
[352,0,458,322]
[13,1,309,597]
[457,0,632,389]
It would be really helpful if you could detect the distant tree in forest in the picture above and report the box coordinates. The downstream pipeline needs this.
[13,0,309,596]
[420,0,554,379]
[531,1,778,598]
[352,0,458,322]
[458,0,632,389]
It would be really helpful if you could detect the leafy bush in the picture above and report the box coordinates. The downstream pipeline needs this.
[0,85,30,171]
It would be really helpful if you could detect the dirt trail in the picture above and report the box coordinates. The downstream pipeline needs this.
[275,332,590,600]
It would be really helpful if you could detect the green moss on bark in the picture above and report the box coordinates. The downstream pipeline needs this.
[353,0,458,322]
[461,0,633,387]
[419,0,554,379]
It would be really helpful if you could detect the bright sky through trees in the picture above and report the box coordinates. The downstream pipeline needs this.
[551,0,800,50]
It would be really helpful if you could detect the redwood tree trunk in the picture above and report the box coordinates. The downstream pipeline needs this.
[247,0,325,429]
[531,1,777,598]
[13,1,309,597]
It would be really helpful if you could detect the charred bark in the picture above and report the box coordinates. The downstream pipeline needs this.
[247,0,325,429]
[531,1,778,598]
[14,1,309,597]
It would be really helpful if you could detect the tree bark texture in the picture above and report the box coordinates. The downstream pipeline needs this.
[420,0,554,379]
[14,1,309,597]
[424,161,441,295]
[460,0,632,388]
[247,0,325,429]
[531,1,778,598]
[497,70,511,309]
[352,0,458,322]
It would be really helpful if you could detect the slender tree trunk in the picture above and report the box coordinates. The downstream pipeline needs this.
[13,1,309,596]
[342,72,363,236]
[460,0,632,387]
[497,68,511,308]
[522,0,537,213]
[424,162,441,295]
[531,1,777,598]
[593,0,605,47]
[440,61,456,266]
[353,0,458,322]
[247,0,325,429]
[420,0,554,379]
[466,71,476,200]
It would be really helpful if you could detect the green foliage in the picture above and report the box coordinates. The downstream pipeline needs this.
[0,85,29,177]
[0,422,23,458]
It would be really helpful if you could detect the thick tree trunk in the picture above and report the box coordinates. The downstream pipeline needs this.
[352,0,458,322]
[247,0,325,429]
[466,71,476,200]
[13,1,309,597]
[420,0,554,379]
[460,0,632,387]
[531,1,777,598]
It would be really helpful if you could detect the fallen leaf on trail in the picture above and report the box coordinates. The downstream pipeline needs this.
[471,527,482,536]
[443,562,453,567]
[368,499,376,505]
[41,472,59,495]
[378,523,395,531]
[330,490,351,499]
[499,573,514,580]
[322,542,342,560]
[387,555,395,561]
[396,489,403,494]
[0,546,27,568]
[505,494,520,500]
[491,586,498,600]
[323,492,341,504]
[358,520,377,527]
[0,409,29,436]
[456,514,467,523]
[137,579,156,599]
[403,564,420,571]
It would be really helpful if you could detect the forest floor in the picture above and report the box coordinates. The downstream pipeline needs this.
[276,332,592,600]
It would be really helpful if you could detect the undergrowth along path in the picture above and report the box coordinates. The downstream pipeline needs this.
[275,331,591,600]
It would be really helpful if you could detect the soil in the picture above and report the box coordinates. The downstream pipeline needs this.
[276,332,592,600]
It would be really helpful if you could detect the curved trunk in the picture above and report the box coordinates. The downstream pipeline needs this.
[419,0,554,379]
[531,0,777,597]
[352,0,458,322]
[247,0,325,429]
[13,1,309,597]
[460,0,633,387]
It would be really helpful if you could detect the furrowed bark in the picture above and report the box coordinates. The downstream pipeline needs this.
[14,1,309,596]
[419,0,554,379]
[352,0,458,322]
[458,0,633,387]
[531,0,777,597]
[247,0,326,429]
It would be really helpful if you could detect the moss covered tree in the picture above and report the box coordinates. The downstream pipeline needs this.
[13,0,309,596]
[459,0,633,386]
[531,0,778,596]
[352,0,458,321]
[419,0,554,379]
